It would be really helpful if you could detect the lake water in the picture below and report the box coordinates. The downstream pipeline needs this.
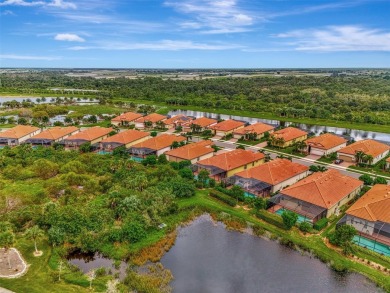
[161,215,383,293]
[168,110,390,143]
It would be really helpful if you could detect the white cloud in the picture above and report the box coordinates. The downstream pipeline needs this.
[0,0,76,9]
[165,0,254,34]
[1,9,15,15]
[54,33,85,42]
[274,25,390,52]
[68,40,242,51]
[0,54,60,60]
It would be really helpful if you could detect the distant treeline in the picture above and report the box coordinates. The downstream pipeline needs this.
[1,72,390,125]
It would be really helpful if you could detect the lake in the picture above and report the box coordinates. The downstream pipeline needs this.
[161,215,383,293]
[168,110,390,143]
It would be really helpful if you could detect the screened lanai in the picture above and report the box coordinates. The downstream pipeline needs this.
[100,141,124,151]
[227,175,272,197]
[268,193,327,223]
[128,146,156,158]
[192,163,227,181]
[25,138,54,146]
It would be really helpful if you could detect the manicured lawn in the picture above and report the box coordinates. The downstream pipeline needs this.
[264,145,306,157]
[66,105,124,116]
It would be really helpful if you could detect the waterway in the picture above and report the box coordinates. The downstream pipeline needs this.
[168,109,390,143]
[161,214,383,293]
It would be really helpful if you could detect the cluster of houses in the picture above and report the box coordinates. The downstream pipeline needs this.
[1,111,389,252]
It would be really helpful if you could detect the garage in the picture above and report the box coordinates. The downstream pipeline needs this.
[338,154,354,162]
[310,147,325,156]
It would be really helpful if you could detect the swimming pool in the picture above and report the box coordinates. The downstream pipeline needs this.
[131,156,144,162]
[244,191,256,198]
[353,235,390,257]
[275,208,312,224]
[97,150,112,155]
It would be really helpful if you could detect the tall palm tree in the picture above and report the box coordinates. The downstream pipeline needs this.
[354,151,365,164]
[363,154,374,166]
[25,225,44,254]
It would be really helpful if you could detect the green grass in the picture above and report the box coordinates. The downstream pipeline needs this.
[264,145,306,157]
[66,105,124,116]
[0,124,16,128]
[348,164,390,179]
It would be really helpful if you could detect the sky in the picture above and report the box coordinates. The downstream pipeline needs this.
[0,0,390,68]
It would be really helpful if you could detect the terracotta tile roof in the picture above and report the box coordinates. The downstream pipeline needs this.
[281,169,363,209]
[234,123,274,136]
[131,134,186,151]
[235,159,309,185]
[111,112,143,122]
[0,125,40,139]
[191,117,218,128]
[163,115,193,125]
[305,133,347,150]
[271,127,308,142]
[346,184,390,223]
[135,113,166,123]
[197,149,265,171]
[29,126,79,140]
[65,126,113,142]
[338,139,390,158]
[165,140,214,160]
[210,120,245,132]
[100,129,149,144]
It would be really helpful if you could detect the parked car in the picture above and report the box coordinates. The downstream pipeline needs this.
[334,159,344,164]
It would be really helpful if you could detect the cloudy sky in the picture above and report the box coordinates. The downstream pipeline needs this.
[0,0,389,68]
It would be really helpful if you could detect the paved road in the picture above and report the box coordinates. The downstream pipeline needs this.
[191,136,389,182]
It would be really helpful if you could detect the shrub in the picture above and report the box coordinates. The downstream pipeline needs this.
[313,218,328,231]
[359,174,374,185]
[299,222,312,233]
[281,210,298,230]
[209,191,236,207]
[255,210,285,230]
[374,176,387,184]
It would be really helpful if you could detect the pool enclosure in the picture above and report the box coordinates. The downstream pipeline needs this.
[192,163,227,181]
[225,175,272,197]
[268,193,327,223]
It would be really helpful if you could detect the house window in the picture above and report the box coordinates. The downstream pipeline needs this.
[244,165,247,169]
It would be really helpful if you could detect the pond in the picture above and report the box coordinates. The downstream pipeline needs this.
[67,250,128,280]
[168,110,390,143]
[161,215,383,293]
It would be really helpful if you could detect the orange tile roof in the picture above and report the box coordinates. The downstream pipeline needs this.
[234,122,274,136]
[191,117,218,128]
[338,139,390,158]
[281,169,363,209]
[165,140,214,160]
[197,149,265,171]
[135,113,166,123]
[271,127,308,142]
[305,133,347,150]
[111,112,143,122]
[210,120,245,132]
[100,129,149,144]
[346,184,390,223]
[163,114,194,125]
[29,126,79,140]
[235,159,309,185]
[65,126,113,142]
[0,125,40,139]
[131,134,186,151]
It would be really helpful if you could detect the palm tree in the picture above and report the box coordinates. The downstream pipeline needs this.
[25,225,44,255]
[294,141,307,154]
[354,151,365,164]
[363,154,374,166]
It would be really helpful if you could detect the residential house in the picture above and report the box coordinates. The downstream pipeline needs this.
[305,133,347,156]
[270,127,308,148]
[195,149,265,181]
[233,122,275,140]
[111,112,143,126]
[188,117,218,133]
[129,134,186,158]
[338,184,390,251]
[134,113,167,129]
[99,129,150,152]
[230,159,309,197]
[26,126,79,146]
[165,140,214,164]
[64,126,113,150]
[0,125,41,146]
[269,169,363,222]
[163,114,194,130]
[210,119,245,137]
[337,139,390,164]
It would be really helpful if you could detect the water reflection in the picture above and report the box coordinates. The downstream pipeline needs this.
[161,215,383,293]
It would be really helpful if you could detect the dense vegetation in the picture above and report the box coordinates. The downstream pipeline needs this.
[1,72,390,126]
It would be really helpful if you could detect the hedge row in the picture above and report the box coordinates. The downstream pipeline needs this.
[313,218,328,231]
[209,191,236,207]
[255,210,285,230]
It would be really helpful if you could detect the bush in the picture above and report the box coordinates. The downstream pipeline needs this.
[359,174,374,185]
[255,210,285,230]
[299,222,312,233]
[209,191,236,207]
[281,210,298,230]
[374,176,387,184]
[313,218,328,231]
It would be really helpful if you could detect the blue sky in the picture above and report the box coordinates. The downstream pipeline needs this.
[1,0,390,68]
